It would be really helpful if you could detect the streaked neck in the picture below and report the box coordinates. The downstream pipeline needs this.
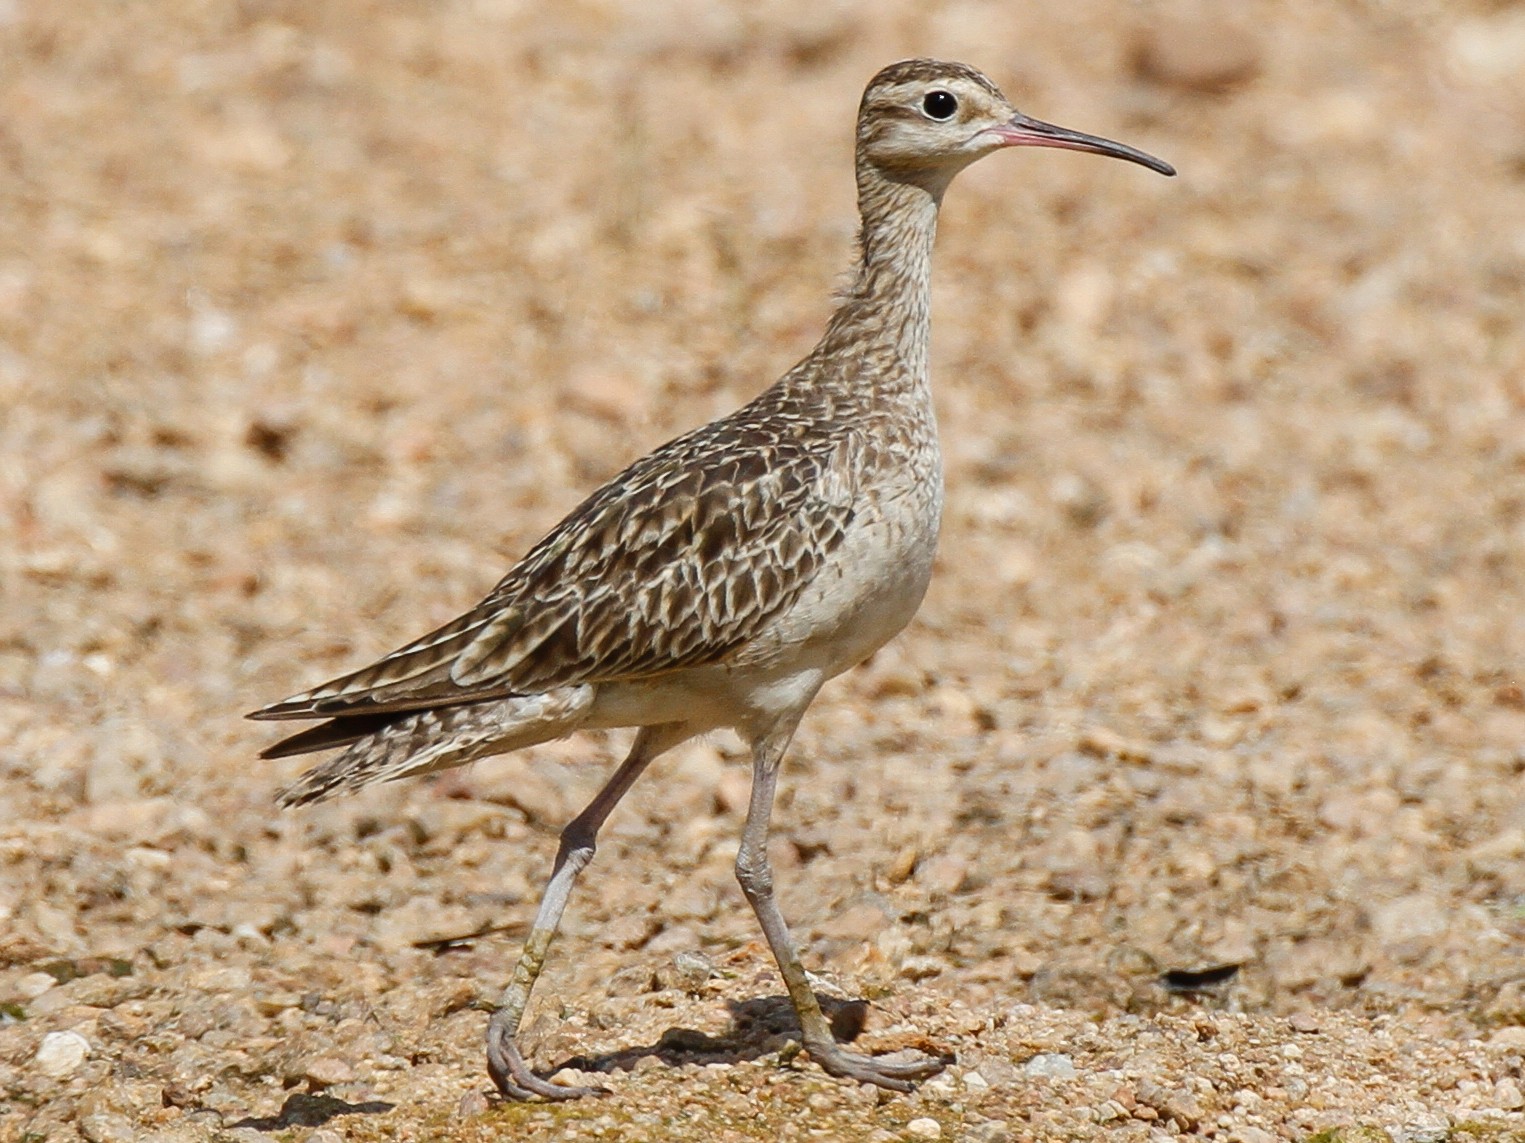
[824,170,942,384]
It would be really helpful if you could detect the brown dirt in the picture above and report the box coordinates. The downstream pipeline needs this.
[3,1,1525,1140]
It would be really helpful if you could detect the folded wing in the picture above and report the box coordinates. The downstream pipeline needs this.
[250,417,857,724]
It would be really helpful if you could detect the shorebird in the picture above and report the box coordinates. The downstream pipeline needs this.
[251,59,1172,1100]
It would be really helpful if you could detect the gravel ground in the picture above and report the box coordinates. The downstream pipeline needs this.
[3,0,1525,1140]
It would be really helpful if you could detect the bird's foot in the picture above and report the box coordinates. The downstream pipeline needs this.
[486,1011,608,1102]
[804,1041,954,1092]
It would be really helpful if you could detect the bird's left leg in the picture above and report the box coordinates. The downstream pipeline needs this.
[486,722,690,1101]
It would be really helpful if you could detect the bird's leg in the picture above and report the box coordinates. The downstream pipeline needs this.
[734,726,952,1092]
[486,723,685,1101]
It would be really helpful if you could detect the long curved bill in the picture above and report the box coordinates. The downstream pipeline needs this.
[988,112,1176,176]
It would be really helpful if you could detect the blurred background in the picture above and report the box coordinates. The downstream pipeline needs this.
[2,0,1524,1136]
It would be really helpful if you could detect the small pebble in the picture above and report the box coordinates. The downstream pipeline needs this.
[1494,1078,1525,1110]
[900,955,945,981]
[1022,1052,1077,1079]
[79,1112,135,1143]
[670,949,716,988]
[921,1071,958,1094]
[906,1117,943,1139]
[456,1090,489,1118]
[302,1056,356,1087]
[915,853,969,895]
[1094,1100,1129,1124]
[35,1030,91,1078]
[957,1121,1011,1143]
[554,1067,605,1089]
[974,1056,1017,1087]
[15,972,57,999]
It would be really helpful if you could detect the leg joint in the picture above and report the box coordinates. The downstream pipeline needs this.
[554,829,596,875]
[734,847,774,898]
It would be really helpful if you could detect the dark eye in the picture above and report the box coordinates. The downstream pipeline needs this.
[922,90,958,120]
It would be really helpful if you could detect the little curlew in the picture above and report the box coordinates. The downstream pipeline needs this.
[250,59,1173,1099]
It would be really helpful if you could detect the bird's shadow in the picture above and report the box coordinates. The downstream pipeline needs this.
[549,993,869,1076]
[229,1092,395,1131]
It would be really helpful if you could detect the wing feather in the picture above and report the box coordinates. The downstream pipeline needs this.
[250,405,858,722]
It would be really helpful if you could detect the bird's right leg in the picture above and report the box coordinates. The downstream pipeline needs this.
[485,722,687,1101]
[734,722,952,1091]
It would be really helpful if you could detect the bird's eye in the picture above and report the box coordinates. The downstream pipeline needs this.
[922,90,958,120]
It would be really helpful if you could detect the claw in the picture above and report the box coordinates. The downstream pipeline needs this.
[486,1013,608,1102]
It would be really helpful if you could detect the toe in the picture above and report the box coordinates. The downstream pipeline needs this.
[486,1018,607,1101]
[806,1045,952,1091]
[871,1052,954,1080]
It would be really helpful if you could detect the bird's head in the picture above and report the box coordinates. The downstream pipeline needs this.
[856,59,1175,196]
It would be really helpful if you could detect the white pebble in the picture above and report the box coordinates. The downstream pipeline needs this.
[15,972,56,999]
[1494,1078,1525,1110]
[35,1030,90,1077]
[1022,1052,1077,1079]
[907,1117,943,1139]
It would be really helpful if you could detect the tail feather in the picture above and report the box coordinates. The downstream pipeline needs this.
[259,712,400,759]
[275,685,595,807]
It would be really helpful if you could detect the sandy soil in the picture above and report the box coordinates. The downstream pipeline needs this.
[3,0,1525,1139]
